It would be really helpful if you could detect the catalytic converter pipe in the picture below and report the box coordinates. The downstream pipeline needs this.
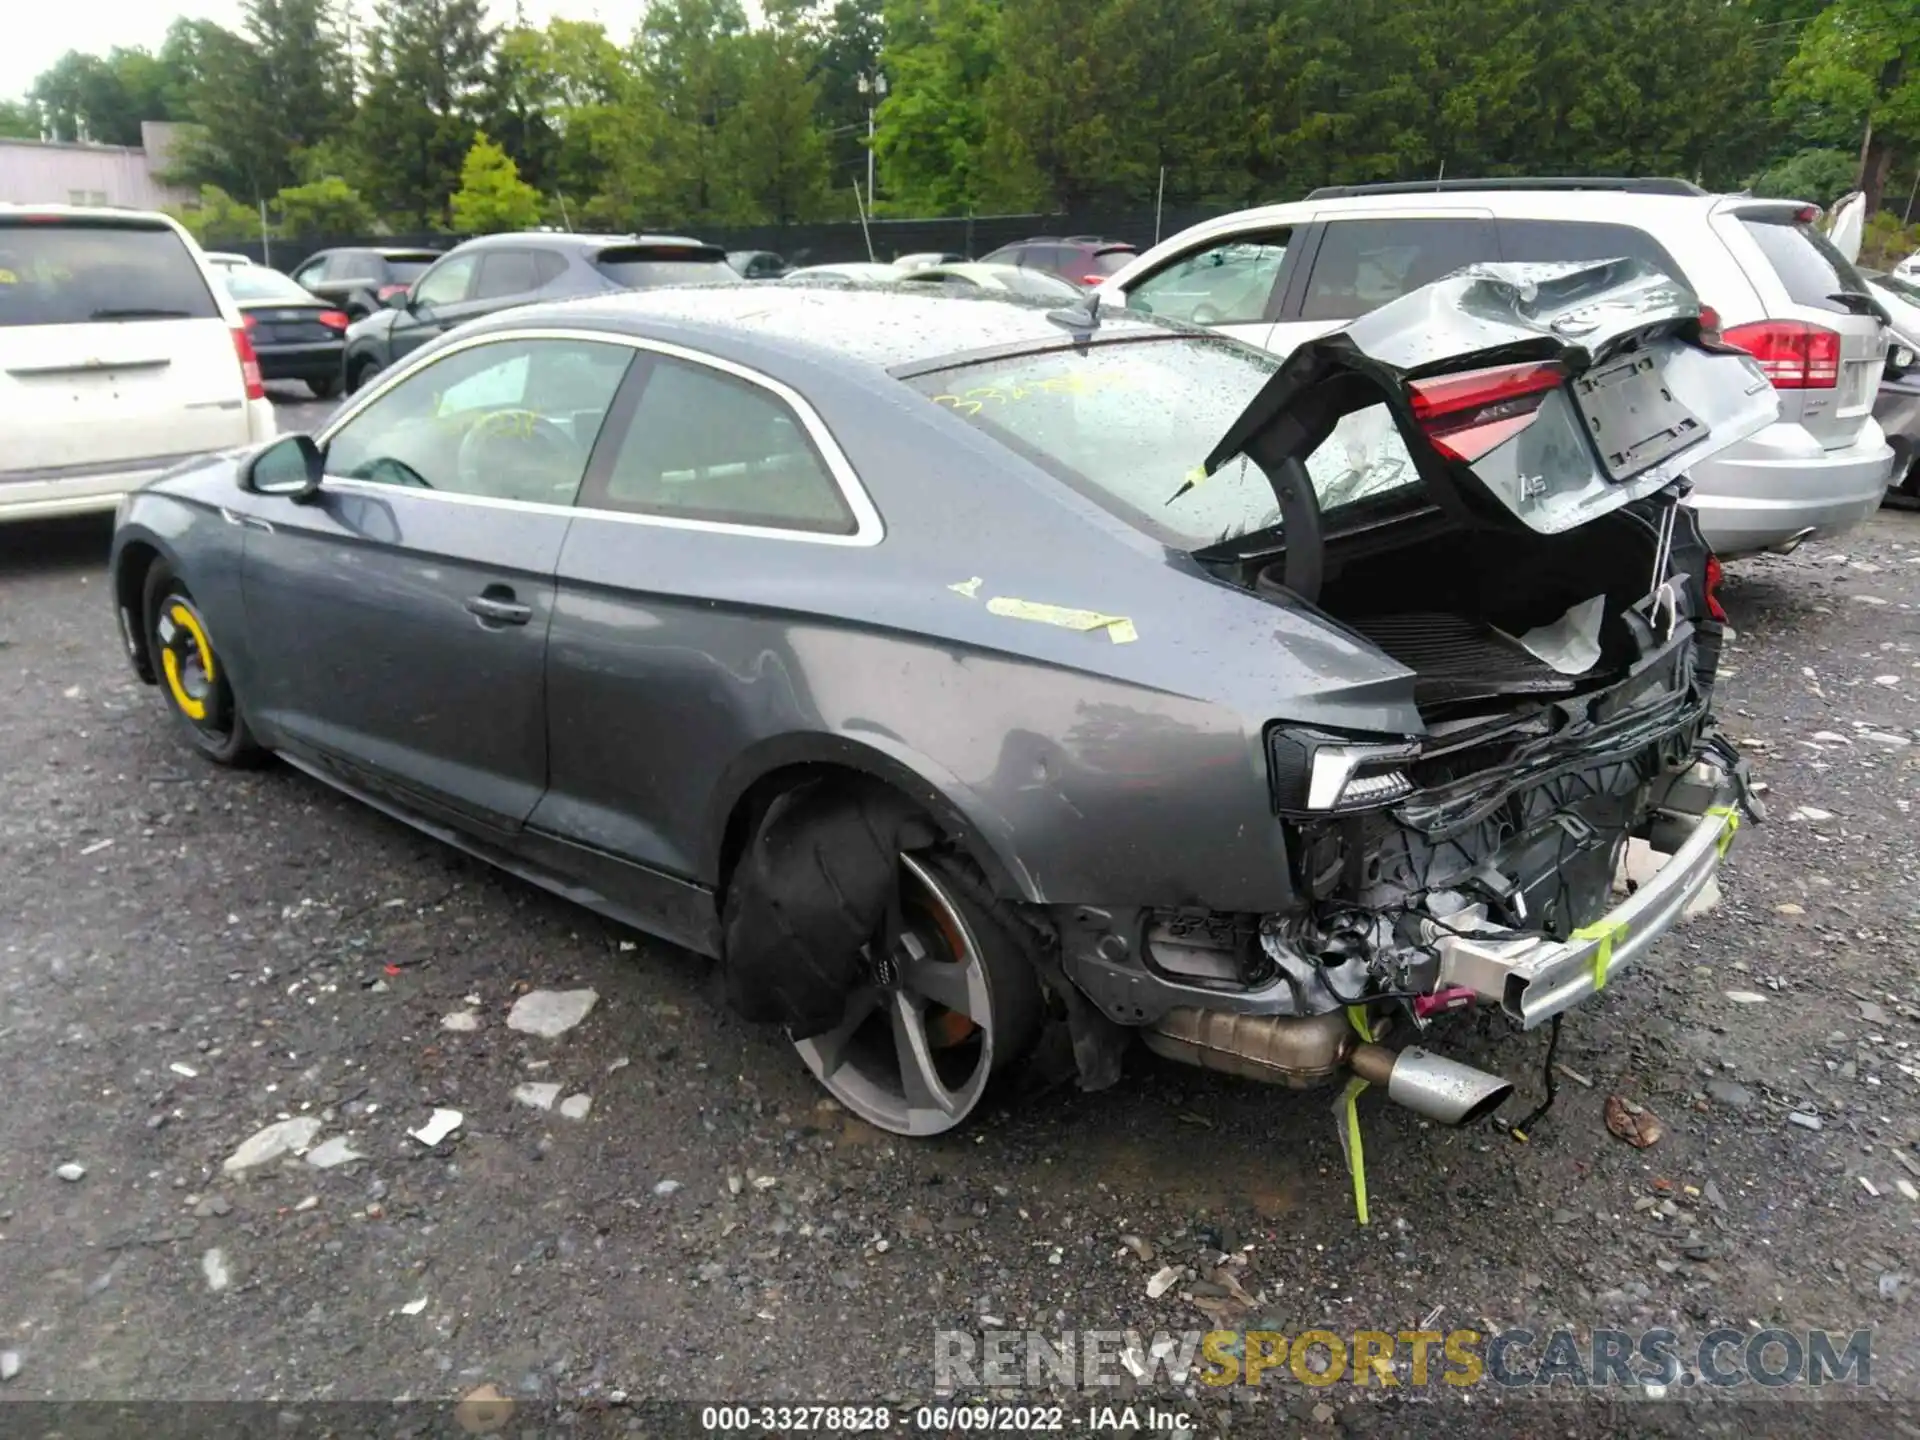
[1348,1043,1513,1127]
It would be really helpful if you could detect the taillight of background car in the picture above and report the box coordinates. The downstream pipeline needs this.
[230,325,265,400]
[1704,553,1729,623]
[376,283,409,301]
[1406,361,1566,462]
[318,310,350,331]
[1715,320,1840,390]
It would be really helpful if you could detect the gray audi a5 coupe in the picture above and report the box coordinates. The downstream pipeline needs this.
[110,263,1771,1148]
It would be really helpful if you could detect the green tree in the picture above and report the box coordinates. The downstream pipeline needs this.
[871,0,1004,214]
[0,101,38,139]
[449,131,543,231]
[30,48,176,145]
[354,0,497,226]
[166,184,267,244]
[641,0,751,221]
[723,12,834,224]
[275,174,378,235]
[1778,0,1920,210]
[1751,146,1860,202]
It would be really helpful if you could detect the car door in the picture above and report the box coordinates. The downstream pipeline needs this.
[1267,211,1496,361]
[528,346,882,950]
[239,333,635,834]
[386,252,483,361]
[1119,227,1296,350]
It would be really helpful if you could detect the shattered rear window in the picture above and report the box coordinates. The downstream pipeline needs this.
[903,335,1284,548]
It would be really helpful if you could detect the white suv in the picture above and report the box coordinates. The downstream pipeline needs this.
[0,206,276,523]
[1097,178,1894,557]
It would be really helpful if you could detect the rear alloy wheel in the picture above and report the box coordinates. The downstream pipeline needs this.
[793,852,1041,1137]
[145,568,261,766]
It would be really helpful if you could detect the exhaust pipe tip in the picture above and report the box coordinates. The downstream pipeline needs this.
[1351,1044,1513,1127]
[1766,527,1817,556]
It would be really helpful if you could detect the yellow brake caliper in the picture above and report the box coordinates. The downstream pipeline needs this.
[159,601,216,721]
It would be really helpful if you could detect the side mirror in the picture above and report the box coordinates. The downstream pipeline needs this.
[1888,345,1916,381]
[240,434,323,502]
[385,290,410,311]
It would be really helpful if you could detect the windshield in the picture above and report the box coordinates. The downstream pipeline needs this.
[0,220,220,327]
[904,335,1286,548]
[225,267,322,303]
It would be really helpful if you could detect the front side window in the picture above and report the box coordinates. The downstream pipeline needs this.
[412,254,478,308]
[587,355,855,534]
[323,338,633,505]
[1300,218,1494,322]
[1127,232,1290,326]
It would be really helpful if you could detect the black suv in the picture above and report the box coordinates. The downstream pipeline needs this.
[339,232,735,393]
[977,235,1138,288]
[289,247,444,319]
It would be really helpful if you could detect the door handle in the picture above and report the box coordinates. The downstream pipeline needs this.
[464,588,532,626]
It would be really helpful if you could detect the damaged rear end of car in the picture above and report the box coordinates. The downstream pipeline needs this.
[1070,258,1775,1122]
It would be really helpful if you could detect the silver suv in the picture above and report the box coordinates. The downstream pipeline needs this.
[1097,177,1894,557]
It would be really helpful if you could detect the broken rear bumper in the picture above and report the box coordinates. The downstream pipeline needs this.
[1432,756,1744,1028]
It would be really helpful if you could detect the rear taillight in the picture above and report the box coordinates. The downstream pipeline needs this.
[1717,320,1840,389]
[377,283,408,300]
[1696,304,1722,339]
[231,325,265,400]
[1704,553,1728,623]
[1079,273,1105,286]
[240,312,257,329]
[1406,360,1565,463]
[317,310,350,330]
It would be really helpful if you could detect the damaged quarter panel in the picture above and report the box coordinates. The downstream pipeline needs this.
[534,314,1426,923]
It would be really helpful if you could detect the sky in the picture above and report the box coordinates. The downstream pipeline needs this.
[4,0,655,105]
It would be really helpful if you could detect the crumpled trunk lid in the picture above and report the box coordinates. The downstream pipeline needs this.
[1205,258,1779,542]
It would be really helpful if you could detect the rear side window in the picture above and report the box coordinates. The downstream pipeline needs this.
[594,245,732,289]
[591,355,855,534]
[324,251,374,282]
[385,255,436,283]
[1300,218,1495,322]
[1496,219,1683,282]
[1088,248,1136,276]
[0,221,220,327]
[474,249,563,300]
[1738,214,1872,316]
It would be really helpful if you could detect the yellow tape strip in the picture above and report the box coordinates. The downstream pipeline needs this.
[1346,1005,1375,1042]
[1706,804,1741,857]
[1335,1077,1370,1227]
[985,596,1137,644]
[1572,918,1630,992]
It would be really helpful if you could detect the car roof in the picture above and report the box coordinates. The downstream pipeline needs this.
[471,281,1168,375]
[448,230,713,254]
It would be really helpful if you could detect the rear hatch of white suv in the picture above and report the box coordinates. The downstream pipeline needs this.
[1712,201,1887,449]
[0,210,263,519]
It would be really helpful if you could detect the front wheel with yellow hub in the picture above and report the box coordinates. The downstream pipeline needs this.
[144,566,261,765]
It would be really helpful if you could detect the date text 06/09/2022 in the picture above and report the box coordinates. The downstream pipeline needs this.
[697,1403,1194,1432]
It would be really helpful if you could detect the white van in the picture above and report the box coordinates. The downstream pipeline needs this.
[0,206,276,522]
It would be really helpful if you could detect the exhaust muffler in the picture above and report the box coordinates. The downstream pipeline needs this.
[1348,1043,1513,1126]
[1144,1009,1515,1126]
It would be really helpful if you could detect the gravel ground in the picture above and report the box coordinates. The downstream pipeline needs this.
[2,421,1919,1432]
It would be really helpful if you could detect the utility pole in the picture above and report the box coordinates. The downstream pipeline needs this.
[857,71,888,207]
